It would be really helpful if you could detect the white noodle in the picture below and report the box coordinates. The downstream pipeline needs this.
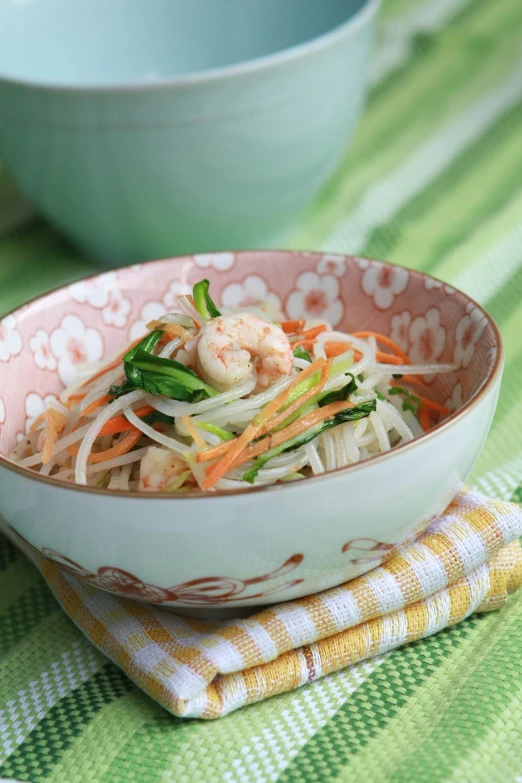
[159,337,182,358]
[75,390,149,485]
[376,399,414,442]
[158,313,194,327]
[123,406,188,454]
[305,441,325,474]
[148,374,257,417]
[375,363,457,375]
[177,295,206,325]
[320,431,337,472]
[369,411,391,452]
[86,447,149,475]
[119,462,132,491]
[342,423,360,463]
[334,427,349,468]
[18,424,92,468]
[79,366,125,413]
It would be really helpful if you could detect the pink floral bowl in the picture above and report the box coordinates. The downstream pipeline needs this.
[0,251,502,617]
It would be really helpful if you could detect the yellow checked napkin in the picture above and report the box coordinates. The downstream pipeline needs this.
[38,489,522,719]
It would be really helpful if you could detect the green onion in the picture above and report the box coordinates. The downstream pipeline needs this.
[293,346,313,363]
[164,470,192,492]
[388,386,421,420]
[376,389,386,401]
[193,279,221,319]
[195,422,235,441]
[96,473,110,488]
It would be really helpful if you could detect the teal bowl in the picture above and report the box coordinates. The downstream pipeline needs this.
[0,0,379,264]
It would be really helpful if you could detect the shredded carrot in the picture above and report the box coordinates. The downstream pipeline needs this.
[419,407,430,432]
[413,394,448,415]
[281,319,305,334]
[182,415,206,448]
[324,341,351,358]
[197,357,326,467]
[291,339,316,351]
[292,324,327,341]
[397,374,429,388]
[29,412,47,435]
[67,392,87,402]
[68,428,142,463]
[376,351,405,366]
[83,395,112,416]
[41,409,67,465]
[96,405,155,436]
[389,382,448,414]
[146,320,192,343]
[229,400,356,469]
[352,332,411,364]
[263,358,333,432]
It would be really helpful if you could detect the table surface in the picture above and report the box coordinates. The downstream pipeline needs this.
[1,0,522,780]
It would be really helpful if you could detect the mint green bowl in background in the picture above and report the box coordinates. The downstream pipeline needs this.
[0,0,379,264]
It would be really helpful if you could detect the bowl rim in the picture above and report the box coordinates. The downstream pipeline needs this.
[0,0,380,94]
[0,249,504,500]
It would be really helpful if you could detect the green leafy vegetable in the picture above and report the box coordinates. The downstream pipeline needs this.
[317,376,357,407]
[376,389,386,401]
[108,330,164,399]
[243,398,376,483]
[193,279,221,319]
[293,346,313,363]
[388,385,421,419]
[140,411,174,427]
[124,349,218,402]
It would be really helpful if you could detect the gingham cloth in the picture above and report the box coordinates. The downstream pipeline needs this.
[38,489,522,719]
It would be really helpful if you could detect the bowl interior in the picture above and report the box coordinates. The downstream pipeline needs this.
[0,0,368,87]
[0,251,499,462]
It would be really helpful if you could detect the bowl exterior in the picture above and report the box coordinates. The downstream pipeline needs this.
[0,374,501,611]
[0,13,375,264]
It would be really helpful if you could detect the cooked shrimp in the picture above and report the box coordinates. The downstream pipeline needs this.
[138,446,187,492]
[197,313,293,391]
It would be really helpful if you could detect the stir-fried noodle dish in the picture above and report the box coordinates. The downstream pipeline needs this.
[11,280,456,493]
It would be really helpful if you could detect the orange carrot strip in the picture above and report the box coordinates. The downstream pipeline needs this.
[412,394,448,415]
[197,357,326,466]
[281,319,305,334]
[67,392,87,402]
[324,341,351,358]
[291,324,327,341]
[68,428,142,463]
[419,407,430,432]
[291,340,316,351]
[83,395,112,416]
[41,409,67,465]
[96,405,155,436]
[146,320,192,343]
[230,400,356,469]
[352,332,411,364]
[264,358,333,432]
[376,351,404,366]
[397,374,429,389]
[29,412,46,434]
[389,382,448,414]
[182,415,206,448]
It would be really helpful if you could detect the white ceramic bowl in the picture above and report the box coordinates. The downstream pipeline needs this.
[0,251,502,616]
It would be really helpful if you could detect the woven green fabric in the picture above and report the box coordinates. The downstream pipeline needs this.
[1,0,522,779]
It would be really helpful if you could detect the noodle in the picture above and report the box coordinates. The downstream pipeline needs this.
[9,278,456,493]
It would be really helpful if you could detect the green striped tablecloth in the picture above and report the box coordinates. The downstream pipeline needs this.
[1,0,521,780]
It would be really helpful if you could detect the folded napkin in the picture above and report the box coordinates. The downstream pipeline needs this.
[38,489,522,719]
